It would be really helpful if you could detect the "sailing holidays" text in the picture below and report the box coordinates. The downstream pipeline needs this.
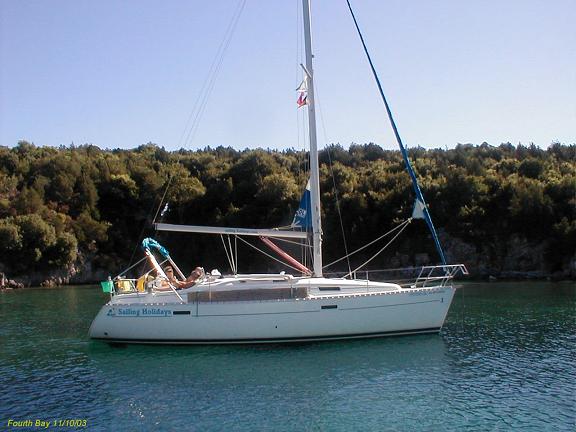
[107,308,173,317]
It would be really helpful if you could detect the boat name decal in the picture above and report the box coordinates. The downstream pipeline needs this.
[107,308,173,317]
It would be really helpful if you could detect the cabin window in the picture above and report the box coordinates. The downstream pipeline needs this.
[318,286,341,291]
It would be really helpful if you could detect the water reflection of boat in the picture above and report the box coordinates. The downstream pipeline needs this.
[89,0,466,344]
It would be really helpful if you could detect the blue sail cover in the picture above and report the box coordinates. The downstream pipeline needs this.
[141,237,170,258]
[291,180,312,229]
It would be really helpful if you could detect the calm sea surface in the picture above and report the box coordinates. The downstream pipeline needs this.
[0,282,574,431]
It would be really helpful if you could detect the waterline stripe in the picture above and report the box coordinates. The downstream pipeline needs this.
[92,327,441,344]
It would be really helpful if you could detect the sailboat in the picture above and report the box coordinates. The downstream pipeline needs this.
[89,0,467,344]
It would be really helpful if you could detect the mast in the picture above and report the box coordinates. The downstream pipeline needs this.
[302,0,323,277]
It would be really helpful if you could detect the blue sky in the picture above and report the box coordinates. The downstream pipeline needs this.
[1,0,574,151]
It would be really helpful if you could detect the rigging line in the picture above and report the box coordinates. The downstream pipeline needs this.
[152,174,173,224]
[327,148,352,275]
[228,235,237,274]
[152,0,246,228]
[175,13,228,152]
[324,218,412,269]
[181,0,246,148]
[153,0,246,230]
[346,218,411,278]
[274,237,313,248]
[227,235,236,274]
[114,256,149,279]
[175,1,238,151]
[236,236,308,274]
[182,0,246,150]
[460,280,466,333]
[345,0,447,266]
[130,184,171,266]
[346,265,423,274]
[314,84,353,276]
[234,235,238,274]
[220,234,235,274]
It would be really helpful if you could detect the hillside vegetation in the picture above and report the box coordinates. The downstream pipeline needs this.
[0,141,574,285]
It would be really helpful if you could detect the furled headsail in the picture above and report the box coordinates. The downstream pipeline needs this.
[346,0,447,265]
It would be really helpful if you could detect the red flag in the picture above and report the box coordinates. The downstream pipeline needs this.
[296,76,308,107]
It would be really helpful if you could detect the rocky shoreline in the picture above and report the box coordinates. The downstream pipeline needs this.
[0,255,110,289]
[1,273,24,289]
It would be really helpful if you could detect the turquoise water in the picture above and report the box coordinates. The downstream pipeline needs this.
[0,282,574,431]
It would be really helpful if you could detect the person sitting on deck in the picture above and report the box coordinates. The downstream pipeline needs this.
[160,265,203,290]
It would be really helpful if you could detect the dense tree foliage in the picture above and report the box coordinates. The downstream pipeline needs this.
[0,141,574,280]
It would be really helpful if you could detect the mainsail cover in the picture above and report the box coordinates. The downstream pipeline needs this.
[291,180,312,229]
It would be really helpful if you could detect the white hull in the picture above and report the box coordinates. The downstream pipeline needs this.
[89,278,455,344]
